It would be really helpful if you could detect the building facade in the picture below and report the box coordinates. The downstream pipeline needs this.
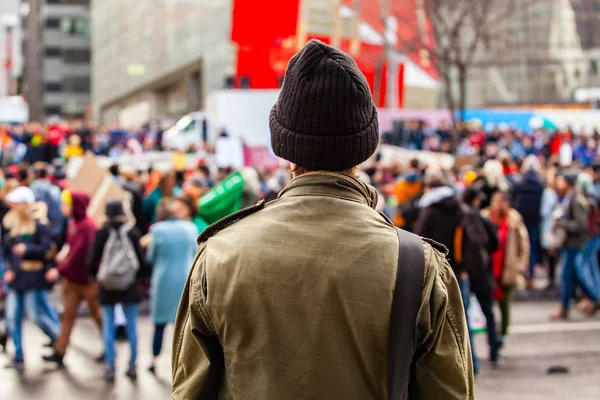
[466,0,600,107]
[92,0,234,126]
[0,0,21,99]
[21,0,91,121]
[92,0,439,126]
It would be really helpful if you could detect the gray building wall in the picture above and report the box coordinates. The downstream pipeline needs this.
[0,0,21,98]
[92,0,234,125]
[22,0,90,121]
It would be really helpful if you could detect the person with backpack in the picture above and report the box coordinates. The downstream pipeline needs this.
[482,192,530,344]
[146,201,197,374]
[87,200,147,382]
[172,40,473,400]
[2,186,60,370]
[43,190,103,366]
[416,174,489,374]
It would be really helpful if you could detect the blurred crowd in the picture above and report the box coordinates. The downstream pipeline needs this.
[0,117,599,380]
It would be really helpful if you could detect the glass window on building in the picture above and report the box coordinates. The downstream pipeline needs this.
[45,18,60,29]
[60,17,90,36]
[63,48,91,63]
[62,103,86,117]
[63,77,90,93]
[44,105,62,116]
[45,82,63,92]
[47,0,90,4]
[45,47,62,57]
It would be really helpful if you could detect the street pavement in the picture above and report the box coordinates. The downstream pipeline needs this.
[1,300,599,399]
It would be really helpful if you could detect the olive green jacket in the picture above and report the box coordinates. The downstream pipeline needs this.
[172,173,474,400]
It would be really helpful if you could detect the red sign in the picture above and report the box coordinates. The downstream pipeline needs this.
[243,146,282,170]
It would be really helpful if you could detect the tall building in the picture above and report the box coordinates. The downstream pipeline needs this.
[466,0,600,107]
[92,0,439,126]
[0,0,21,98]
[21,0,91,121]
[92,0,234,126]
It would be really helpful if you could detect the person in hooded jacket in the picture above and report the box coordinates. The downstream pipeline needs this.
[416,174,461,273]
[43,190,102,366]
[415,174,480,373]
[87,200,147,382]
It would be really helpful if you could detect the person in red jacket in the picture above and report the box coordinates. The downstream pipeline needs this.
[43,190,102,366]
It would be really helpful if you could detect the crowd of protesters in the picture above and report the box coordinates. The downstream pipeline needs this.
[0,112,599,383]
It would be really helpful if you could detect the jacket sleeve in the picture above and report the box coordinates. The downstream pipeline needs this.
[408,243,474,400]
[559,197,589,235]
[516,221,531,273]
[24,223,52,260]
[482,217,499,254]
[172,245,224,400]
[540,190,555,219]
[128,228,148,277]
[87,228,109,277]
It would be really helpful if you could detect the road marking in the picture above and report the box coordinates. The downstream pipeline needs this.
[511,321,600,334]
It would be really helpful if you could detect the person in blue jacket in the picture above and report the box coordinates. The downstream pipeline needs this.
[146,200,198,374]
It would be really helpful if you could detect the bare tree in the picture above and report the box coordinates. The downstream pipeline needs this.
[393,0,541,128]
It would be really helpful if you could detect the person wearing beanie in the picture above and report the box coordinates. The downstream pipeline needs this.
[551,170,599,319]
[87,199,147,382]
[44,190,102,366]
[173,40,472,399]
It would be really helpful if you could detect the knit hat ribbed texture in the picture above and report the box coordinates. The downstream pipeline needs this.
[270,39,379,171]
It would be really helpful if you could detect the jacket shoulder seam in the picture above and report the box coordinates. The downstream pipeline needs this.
[197,200,266,244]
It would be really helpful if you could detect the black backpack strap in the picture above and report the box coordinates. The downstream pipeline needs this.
[388,228,425,400]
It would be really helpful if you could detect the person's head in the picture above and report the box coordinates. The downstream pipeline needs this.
[463,185,486,209]
[521,154,541,175]
[170,195,196,221]
[490,191,510,216]
[109,164,120,178]
[105,200,126,222]
[33,162,50,180]
[6,186,36,219]
[556,169,578,196]
[17,167,31,185]
[155,199,174,222]
[183,176,208,201]
[270,40,378,175]
[409,158,420,171]
[483,159,509,190]
[424,171,447,190]
[158,170,176,197]
[197,164,210,179]
[62,190,90,221]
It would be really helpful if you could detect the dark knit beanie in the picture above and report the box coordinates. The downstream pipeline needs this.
[270,40,379,171]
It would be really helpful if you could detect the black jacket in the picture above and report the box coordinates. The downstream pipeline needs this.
[416,186,461,273]
[2,219,52,291]
[511,170,544,226]
[87,221,147,305]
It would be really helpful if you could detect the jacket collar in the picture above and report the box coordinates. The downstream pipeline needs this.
[278,172,379,209]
